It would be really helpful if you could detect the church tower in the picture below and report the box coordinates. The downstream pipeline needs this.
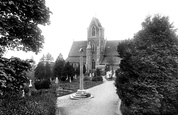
[86,17,105,72]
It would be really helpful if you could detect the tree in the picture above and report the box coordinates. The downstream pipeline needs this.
[46,53,54,62]
[0,0,51,96]
[106,55,116,75]
[116,15,178,115]
[35,53,54,81]
[34,61,45,80]
[40,54,46,62]
[45,62,52,80]
[62,62,75,81]
[53,53,65,79]
[0,57,31,97]
[115,15,178,115]
[0,0,51,54]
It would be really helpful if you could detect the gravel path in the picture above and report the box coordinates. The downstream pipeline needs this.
[56,79,122,115]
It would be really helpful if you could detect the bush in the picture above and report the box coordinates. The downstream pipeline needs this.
[0,92,56,115]
[84,76,91,81]
[92,76,103,81]
[60,76,67,81]
[34,79,51,90]
[115,15,178,115]
[96,68,101,76]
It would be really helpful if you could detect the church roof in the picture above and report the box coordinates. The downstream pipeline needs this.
[104,40,120,56]
[89,17,102,28]
[101,56,121,65]
[93,17,102,27]
[66,56,86,63]
[68,41,87,57]
[66,40,121,63]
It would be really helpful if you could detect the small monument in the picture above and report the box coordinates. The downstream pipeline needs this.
[55,77,59,84]
[28,79,32,96]
[70,48,93,99]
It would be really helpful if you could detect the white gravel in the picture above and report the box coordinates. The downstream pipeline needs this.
[56,79,122,115]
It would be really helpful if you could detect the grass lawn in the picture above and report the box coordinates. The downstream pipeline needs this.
[56,76,103,96]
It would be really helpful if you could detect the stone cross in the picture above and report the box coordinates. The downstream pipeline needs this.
[70,48,93,99]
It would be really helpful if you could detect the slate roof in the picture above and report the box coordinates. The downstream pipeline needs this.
[66,40,121,64]
[101,56,121,65]
[104,40,120,56]
[68,41,87,57]
[93,17,102,27]
[66,56,86,63]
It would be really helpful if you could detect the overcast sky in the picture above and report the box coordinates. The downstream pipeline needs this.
[4,0,178,63]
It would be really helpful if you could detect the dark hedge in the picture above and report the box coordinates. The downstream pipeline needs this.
[115,15,178,115]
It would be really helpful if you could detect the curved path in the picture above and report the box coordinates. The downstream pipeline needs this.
[56,79,122,115]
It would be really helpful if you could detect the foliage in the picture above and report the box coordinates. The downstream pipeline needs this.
[107,55,116,67]
[53,53,65,79]
[92,76,103,81]
[0,0,51,54]
[45,62,52,79]
[35,54,54,80]
[0,92,56,115]
[0,57,31,97]
[74,63,86,76]
[92,68,103,81]
[105,65,110,72]
[115,15,178,115]
[62,62,75,81]
[0,0,51,96]
[34,79,51,90]
[75,64,80,76]
[96,68,101,76]
[46,53,54,62]
[34,61,45,80]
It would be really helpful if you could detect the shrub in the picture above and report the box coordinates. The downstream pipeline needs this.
[60,76,67,81]
[115,15,178,115]
[0,57,31,97]
[95,68,101,76]
[34,79,51,90]
[92,76,103,81]
[0,92,56,115]
[84,76,91,81]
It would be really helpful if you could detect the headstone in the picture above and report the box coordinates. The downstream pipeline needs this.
[22,90,25,97]
[55,77,59,84]
[29,79,32,87]
[69,77,71,83]
[90,73,92,78]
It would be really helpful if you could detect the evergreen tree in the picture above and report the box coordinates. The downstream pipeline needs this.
[53,53,65,79]
[116,15,178,115]
[45,62,52,80]
[62,62,75,81]
[34,61,45,80]
[35,54,54,81]
[46,53,54,62]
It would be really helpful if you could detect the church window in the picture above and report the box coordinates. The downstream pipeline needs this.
[92,26,96,36]
[92,44,95,52]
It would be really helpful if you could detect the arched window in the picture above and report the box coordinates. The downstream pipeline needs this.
[92,26,96,36]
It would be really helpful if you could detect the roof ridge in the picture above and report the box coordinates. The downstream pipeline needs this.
[73,40,87,42]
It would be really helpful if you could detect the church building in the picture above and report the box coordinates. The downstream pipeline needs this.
[66,17,121,73]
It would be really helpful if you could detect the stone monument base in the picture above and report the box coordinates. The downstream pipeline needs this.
[70,89,93,100]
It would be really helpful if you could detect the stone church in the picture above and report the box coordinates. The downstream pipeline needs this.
[66,17,121,73]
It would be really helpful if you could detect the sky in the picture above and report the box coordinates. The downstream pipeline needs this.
[4,0,178,63]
